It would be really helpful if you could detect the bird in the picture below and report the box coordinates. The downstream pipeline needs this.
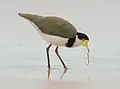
[18,13,90,69]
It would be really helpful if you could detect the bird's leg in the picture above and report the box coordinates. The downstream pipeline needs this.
[47,68,51,80]
[46,44,52,69]
[55,47,68,69]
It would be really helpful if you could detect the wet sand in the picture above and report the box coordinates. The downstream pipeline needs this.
[0,56,120,89]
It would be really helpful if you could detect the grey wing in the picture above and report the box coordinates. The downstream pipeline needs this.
[34,17,77,38]
[18,13,77,38]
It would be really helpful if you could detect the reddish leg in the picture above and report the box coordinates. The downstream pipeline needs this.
[55,47,68,69]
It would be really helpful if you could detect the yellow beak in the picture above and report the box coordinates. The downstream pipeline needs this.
[82,40,90,65]
[82,40,88,48]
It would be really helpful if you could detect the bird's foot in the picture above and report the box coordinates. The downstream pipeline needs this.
[64,66,68,70]
[47,65,51,69]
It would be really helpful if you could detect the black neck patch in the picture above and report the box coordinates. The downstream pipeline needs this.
[66,36,76,47]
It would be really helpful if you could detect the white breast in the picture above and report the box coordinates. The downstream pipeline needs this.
[72,36,82,47]
[39,32,68,46]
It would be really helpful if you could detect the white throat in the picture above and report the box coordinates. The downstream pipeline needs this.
[72,35,82,47]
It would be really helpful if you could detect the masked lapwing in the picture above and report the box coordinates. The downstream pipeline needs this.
[18,13,90,69]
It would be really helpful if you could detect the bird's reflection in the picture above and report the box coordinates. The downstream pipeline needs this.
[47,69,51,80]
[60,69,67,80]
[47,69,68,80]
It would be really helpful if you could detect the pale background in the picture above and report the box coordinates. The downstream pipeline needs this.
[0,0,120,89]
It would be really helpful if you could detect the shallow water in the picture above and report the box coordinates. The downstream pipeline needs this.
[0,45,120,89]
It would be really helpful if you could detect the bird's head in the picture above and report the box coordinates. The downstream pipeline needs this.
[77,32,90,64]
[76,32,89,48]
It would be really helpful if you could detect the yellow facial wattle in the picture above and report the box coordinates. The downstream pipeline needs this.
[82,40,88,48]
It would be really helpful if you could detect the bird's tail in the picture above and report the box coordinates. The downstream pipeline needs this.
[18,13,43,22]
